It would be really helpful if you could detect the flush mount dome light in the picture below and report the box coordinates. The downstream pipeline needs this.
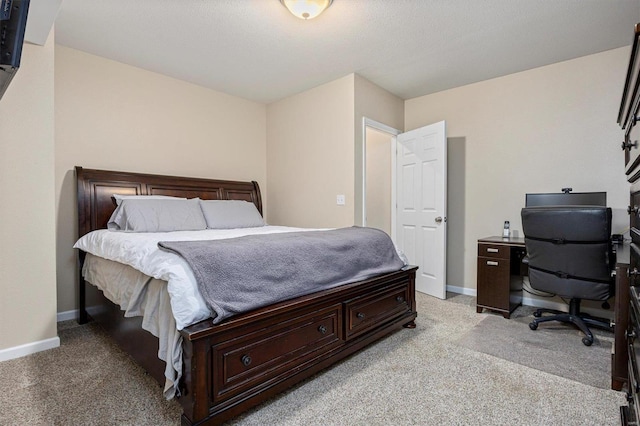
[280,0,333,20]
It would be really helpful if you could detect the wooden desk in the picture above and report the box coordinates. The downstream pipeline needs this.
[476,236,527,319]
[476,237,629,390]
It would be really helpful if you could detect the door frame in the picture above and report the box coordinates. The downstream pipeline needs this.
[361,117,401,239]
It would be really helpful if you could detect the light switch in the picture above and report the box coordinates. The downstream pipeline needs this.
[336,195,345,206]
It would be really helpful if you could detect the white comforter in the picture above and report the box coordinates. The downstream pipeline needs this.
[74,226,315,330]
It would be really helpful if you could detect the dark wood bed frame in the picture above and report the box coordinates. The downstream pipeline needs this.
[76,166,418,425]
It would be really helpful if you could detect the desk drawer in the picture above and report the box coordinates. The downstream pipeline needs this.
[477,256,510,309]
[478,243,509,259]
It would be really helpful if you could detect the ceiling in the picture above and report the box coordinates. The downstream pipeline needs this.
[54,0,640,104]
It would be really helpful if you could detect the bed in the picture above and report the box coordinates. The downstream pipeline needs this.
[75,166,418,425]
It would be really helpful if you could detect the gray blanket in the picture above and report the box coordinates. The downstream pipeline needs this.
[158,227,405,323]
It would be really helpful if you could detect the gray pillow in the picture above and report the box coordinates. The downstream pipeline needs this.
[108,198,207,232]
[199,200,265,229]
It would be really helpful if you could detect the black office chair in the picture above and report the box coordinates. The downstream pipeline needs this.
[521,206,614,346]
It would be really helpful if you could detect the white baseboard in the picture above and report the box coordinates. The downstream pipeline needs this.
[0,336,60,362]
[57,309,78,322]
[0,309,75,362]
[446,285,476,297]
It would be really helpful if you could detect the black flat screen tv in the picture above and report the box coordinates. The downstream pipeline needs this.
[525,191,607,207]
[0,0,30,100]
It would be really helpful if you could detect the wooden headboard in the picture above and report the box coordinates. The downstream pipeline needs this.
[76,166,262,237]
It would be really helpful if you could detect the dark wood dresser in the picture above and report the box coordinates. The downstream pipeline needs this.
[619,23,640,426]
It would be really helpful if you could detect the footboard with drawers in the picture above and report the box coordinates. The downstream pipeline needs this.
[76,166,418,425]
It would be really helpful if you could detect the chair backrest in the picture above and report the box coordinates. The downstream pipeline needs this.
[521,206,613,301]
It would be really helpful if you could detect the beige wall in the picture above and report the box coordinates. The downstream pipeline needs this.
[55,46,267,314]
[405,47,630,295]
[0,37,57,350]
[354,75,404,225]
[266,75,355,228]
[365,127,392,234]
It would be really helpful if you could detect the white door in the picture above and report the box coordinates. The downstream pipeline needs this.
[396,121,447,299]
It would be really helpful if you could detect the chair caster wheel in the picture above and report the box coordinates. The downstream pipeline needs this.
[582,337,593,346]
[533,311,541,318]
[529,322,538,330]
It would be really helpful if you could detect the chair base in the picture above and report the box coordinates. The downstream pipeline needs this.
[528,298,612,346]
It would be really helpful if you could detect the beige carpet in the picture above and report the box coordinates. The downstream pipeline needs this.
[0,293,626,425]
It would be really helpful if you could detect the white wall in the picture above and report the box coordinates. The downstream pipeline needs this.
[55,46,267,314]
[0,35,58,355]
[405,47,630,294]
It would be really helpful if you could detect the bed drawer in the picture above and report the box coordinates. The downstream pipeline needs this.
[344,282,411,339]
[210,304,343,403]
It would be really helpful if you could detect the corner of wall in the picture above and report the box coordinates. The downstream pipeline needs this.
[0,28,57,354]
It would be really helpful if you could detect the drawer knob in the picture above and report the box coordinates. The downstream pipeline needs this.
[356,312,366,319]
[486,261,499,266]
[629,268,639,278]
[627,205,639,215]
[318,325,327,334]
[486,248,499,253]
[627,330,637,340]
[396,295,405,303]
[622,140,637,151]
[241,355,252,367]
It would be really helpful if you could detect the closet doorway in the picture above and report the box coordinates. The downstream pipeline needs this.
[362,118,399,238]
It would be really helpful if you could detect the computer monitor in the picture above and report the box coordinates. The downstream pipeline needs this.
[525,191,606,207]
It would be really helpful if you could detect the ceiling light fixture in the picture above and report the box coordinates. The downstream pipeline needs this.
[279,0,333,20]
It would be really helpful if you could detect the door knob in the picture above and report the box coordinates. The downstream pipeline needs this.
[622,140,637,151]
[435,217,443,223]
